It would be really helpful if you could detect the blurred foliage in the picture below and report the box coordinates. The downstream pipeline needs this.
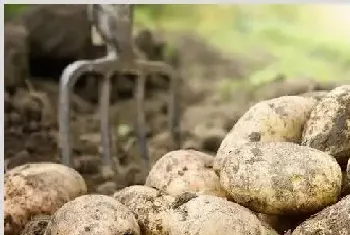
[5,4,350,86]
[4,4,28,20]
[135,5,350,85]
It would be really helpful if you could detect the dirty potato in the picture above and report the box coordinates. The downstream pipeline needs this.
[145,150,227,197]
[302,85,350,167]
[215,96,316,173]
[114,185,174,235]
[220,142,342,215]
[164,193,278,235]
[292,195,350,235]
[45,194,140,235]
[5,163,87,235]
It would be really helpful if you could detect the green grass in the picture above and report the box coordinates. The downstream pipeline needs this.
[135,5,350,85]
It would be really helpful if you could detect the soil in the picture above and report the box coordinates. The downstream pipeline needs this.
[20,215,51,235]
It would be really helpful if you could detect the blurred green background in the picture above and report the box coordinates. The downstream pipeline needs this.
[5,4,350,85]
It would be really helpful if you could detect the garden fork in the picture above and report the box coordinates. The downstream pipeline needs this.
[58,4,181,174]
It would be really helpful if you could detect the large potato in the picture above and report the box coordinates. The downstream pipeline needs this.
[220,142,342,215]
[292,195,350,235]
[215,96,316,173]
[114,185,174,235]
[302,85,350,167]
[164,193,278,235]
[45,194,140,235]
[146,150,227,197]
[5,163,87,235]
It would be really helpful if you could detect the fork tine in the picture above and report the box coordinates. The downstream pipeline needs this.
[136,60,181,150]
[59,61,92,167]
[135,71,149,166]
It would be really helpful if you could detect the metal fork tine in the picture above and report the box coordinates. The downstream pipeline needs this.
[100,74,113,168]
[135,71,149,166]
[59,61,93,167]
[136,60,181,149]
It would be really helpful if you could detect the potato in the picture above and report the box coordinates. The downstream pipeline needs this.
[164,193,278,235]
[145,150,227,197]
[220,142,342,215]
[214,96,316,173]
[5,163,87,235]
[292,195,350,235]
[45,194,140,235]
[302,85,350,167]
[114,185,174,235]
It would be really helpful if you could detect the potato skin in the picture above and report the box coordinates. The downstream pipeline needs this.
[215,96,316,173]
[220,142,342,215]
[114,185,174,235]
[292,195,350,235]
[4,163,87,235]
[164,194,278,235]
[302,85,350,167]
[146,150,227,197]
[45,194,140,235]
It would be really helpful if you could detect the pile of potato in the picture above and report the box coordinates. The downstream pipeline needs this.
[4,85,349,235]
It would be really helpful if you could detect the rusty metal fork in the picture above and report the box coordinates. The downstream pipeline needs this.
[58,4,181,173]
